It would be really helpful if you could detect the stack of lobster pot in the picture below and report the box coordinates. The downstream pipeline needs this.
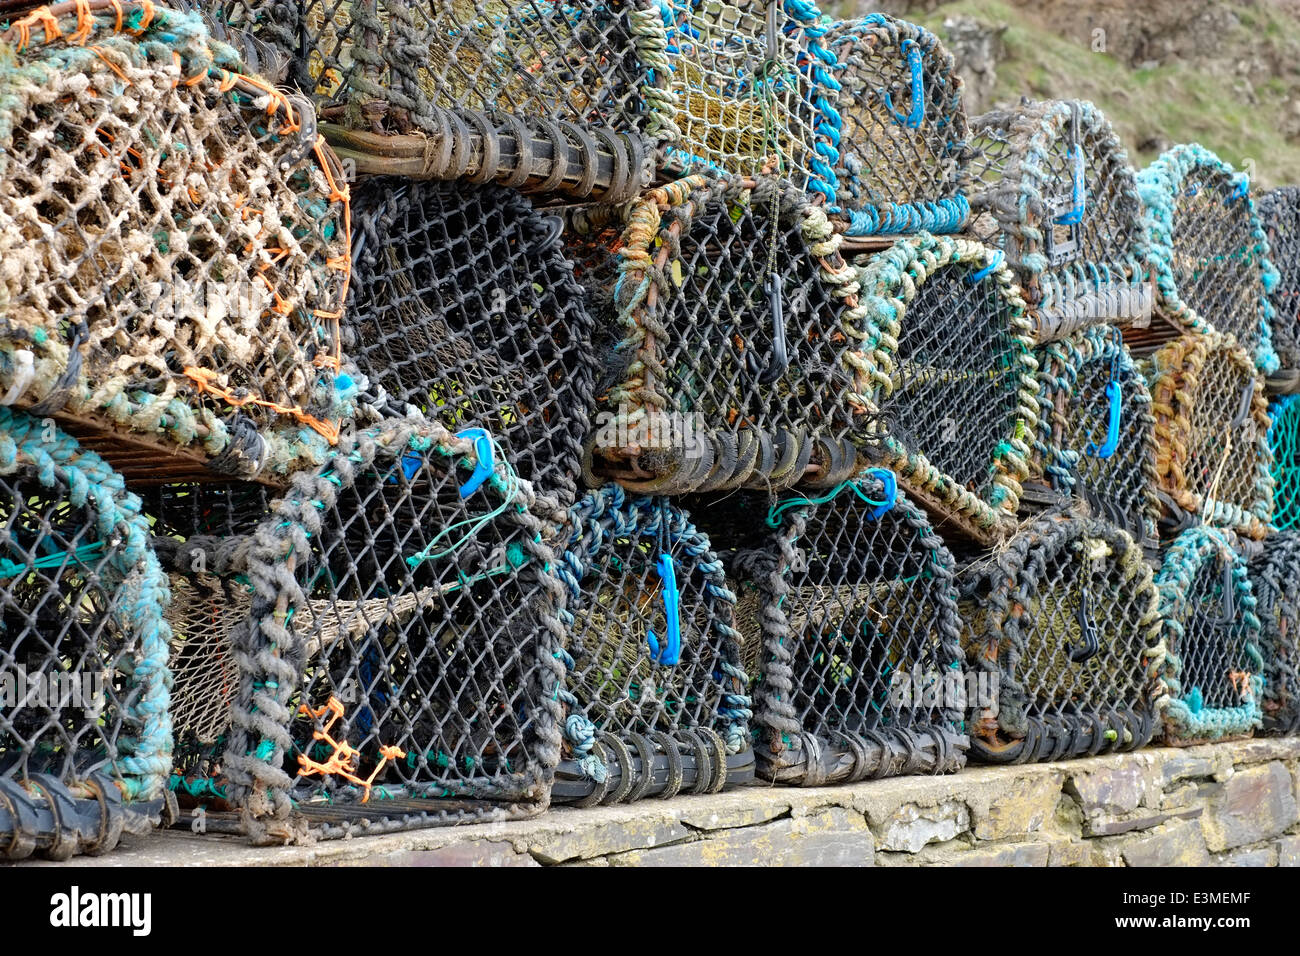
[926,100,1165,764]
[567,8,983,793]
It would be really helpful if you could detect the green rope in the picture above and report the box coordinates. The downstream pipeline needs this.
[0,541,106,578]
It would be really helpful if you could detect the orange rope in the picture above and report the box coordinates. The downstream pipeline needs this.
[66,0,95,44]
[295,698,406,804]
[183,367,341,443]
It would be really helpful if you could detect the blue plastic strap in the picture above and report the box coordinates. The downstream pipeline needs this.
[1054,144,1087,226]
[880,39,925,129]
[966,250,1004,284]
[1085,380,1122,459]
[646,552,682,666]
[863,467,896,519]
[455,427,495,499]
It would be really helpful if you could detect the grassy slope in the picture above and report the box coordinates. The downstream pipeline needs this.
[848,0,1300,187]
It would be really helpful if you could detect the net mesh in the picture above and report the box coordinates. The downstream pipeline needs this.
[1153,525,1263,745]
[552,485,751,805]
[137,481,273,803]
[0,3,353,480]
[712,472,967,785]
[587,173,870,495]
[1246,531,1300,735]
[1259,186,1300,373]
[1269,395,1300,530]
[959,515,1161,764]
[969,100,1149,336]
[802,13,970,236]
[1137,144,1279,373]
[219,416,567,843]
[347,178,596,509]
[1147,332,1273,540]
[655,0,819,186]
[852,233,1039,544]
[1034,325,1159,545]
[0,407,173,859]
[208,0,655,138]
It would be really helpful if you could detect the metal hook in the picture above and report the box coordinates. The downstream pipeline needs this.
[1209,560,1236,627]
[1069,583,1101,663]
[757,272,789,385]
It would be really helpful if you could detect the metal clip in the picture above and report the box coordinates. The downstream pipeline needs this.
[1069,583,1101,663]
[757,272,789,385]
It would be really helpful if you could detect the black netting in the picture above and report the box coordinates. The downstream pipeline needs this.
[209,0,653,139]
[587,173,867,495]
[551,485,752,805]
[1259,186,1300,374]
[709,472,967,786]
[0,408,173,859]
[1034,325,1159,546]
[959,515,1160,764]
[969,100,1149,335]
[220,417,566,843]
[0,4,353,481]
[853,234,1039,543]
[1137,146,1276,371]
[138,481,274,807]
[347,178,596,509]
[1246,532,1300,735]
[1154,525,1263,745]
[1147,333,1273,540]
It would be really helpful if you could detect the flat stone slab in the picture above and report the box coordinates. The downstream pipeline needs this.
[9,739,1299,867]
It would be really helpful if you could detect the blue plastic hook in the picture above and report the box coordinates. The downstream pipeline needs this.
[646,551,682,666]
[1086,379,1123,459]
[1054,144,1087,226]
[880,39,925,129]
[455,427,495,499]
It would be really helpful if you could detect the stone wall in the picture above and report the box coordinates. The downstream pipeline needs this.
[39,738,1300,867]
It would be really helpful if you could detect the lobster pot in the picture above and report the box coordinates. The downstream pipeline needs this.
[1134,144,1279,371]
[1247,532,1300,735]
[1259,187,1300,385]
[959,515,1161,763]
[222,418,567,842]
[1153,526,1263,746]
[1270,395,1300,530]
[207,0,654,201]
[1033,326,1159,547]
[0,4,352,484]
[348,179,597,510]
[138,482,275,809]
[0,408,173,860]
[552,486,753,805]
[1147,332,1274,540]
[655,0,822,184]
[851,234,1040,545]
[800,13,970,237]
[718,472,967,786]
[969,100,1150,337]
[587,174,870,495]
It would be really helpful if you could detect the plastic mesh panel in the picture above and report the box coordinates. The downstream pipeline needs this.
[1259,186,1300,372]
[1269,395,1300,531]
